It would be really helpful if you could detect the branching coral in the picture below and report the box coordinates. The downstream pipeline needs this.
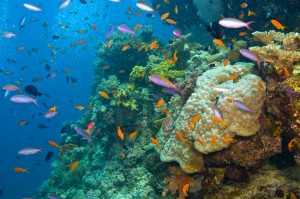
[250,31,300,74]
[149,61,184,79]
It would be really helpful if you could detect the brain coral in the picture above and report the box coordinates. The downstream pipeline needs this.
[156,63,266,173]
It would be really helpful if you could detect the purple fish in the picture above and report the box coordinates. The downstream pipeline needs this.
[232,100,255,113]
[149,75,181,94]
[105,26,114,38]
[75,127,92,144]
[2,32,16,38]
[240,49,262,68]
[162,88,181,94]
[219,18,254,30]
[213,106,223,120]
[2,84,20,91]
[173,30,182,37]
[48,194,62,199]
[47,71,58,79]
[18,147,42,155]
[44,111,58,118]
[117,25,135,35]
[10,94,39,106]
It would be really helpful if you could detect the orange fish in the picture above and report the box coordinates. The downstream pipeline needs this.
[122,45,130,51]
[182,184,189,196]
[248,9,256,16]
[161,107,170,116]
[92,24,97,31]
[106,39,113,48]
[283,68,290,77]
[160,12,169,20]
[102,65,110,70]
[197,138,205,147]
[111,90,119,95]
[165,19,177,25]
[227,97,233,103]
[176,131,186,141]
[239,31,247,36]
[257,81,265,90]
[14,167,28,172]
[18,120,28,126]
[174,6,178,14]
[156,98,164,108]
[129,131,138,139]
[213,116,227,126]
[120,152,126,158]
[87,122,94,134]
[166,59,175,64]
[138,46,143,51]
[155,4,161,9]
[48,141,61,149]
[150,137,160,148]
[149,40,159,50]
[164,0,170,4]
[134,24,142,30]
[190,115,201,123]
[117,126,124,140]
[271,20,286,31]
[141,71,146,78]
[75,105,84,110]
[240,2,247,8]
[223,59,229,66]
[239,12,244,20]
[229,74,238,80]
[189,122,195,130]
[223,137,234,143]
[69,160,79,171]
[163,51,171,57]
[213,39,224,46]
[99,91,109,99]
[77,39,86,44]
[87,103,92,110]
[173,51,178,62]
[288,138,297,152]
[63,69,71,73]
[48,105,58,112]
[211,135,216,147]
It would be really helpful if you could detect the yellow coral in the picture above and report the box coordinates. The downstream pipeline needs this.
[149,61,184,79]
[129,66,146,82]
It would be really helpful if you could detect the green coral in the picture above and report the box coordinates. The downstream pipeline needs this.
[149,61,184,79]
[129,66,146,82]
[111,83,139,110]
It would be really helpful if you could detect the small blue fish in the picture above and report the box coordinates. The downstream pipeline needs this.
[232,100,255,113]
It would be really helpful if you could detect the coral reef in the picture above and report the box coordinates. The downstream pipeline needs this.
[251,31,300,75]
[149,61,184,79]
[156,63,266,173]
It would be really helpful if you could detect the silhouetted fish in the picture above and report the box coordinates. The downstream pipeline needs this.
[206,21,223,39]
[45,64,51,71]
[38,124,47,129]
[79,0,87,4]
[45,151,54,161]
[70,76,78,83]
[25,85,42,97]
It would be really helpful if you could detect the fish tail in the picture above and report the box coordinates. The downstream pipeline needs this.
[33,99,39,106]
[245,21,255,30]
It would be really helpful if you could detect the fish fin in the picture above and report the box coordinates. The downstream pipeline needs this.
[245,21,255,30]
[33,99,39,106]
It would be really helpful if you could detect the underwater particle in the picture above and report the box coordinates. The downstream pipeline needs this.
[45,151,54,161]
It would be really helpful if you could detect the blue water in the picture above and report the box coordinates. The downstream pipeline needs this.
[0,0,174,198]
